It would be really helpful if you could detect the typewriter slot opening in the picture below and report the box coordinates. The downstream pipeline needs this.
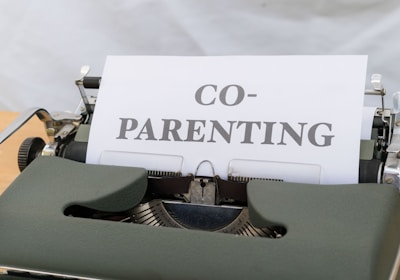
[64,175,287,239]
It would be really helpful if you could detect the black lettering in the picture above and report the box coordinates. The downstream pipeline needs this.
[208,120,236,143]
[116,117,334,147]
[160,119,183,141]
[134,118,156,140]
[278,122,307,145]
[195,84,217,105]
[261,122,276,144]
[237,121,261,144]
[116,118,138,139]
[185,120,206,142]
[308,123,334,147]
[219,85,245,106]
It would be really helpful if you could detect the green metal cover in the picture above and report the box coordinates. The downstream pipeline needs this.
[0,157,398,279]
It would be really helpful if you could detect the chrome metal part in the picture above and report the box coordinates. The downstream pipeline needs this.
[132,199,283,238]
[371,73,384,91]
[75,65,95,115]
[383,155,400,191]
[51,111,82,122]
[383,91,400,190]
[375,108,393,150]
[365,73,387,129]
[0,108,52,144]
[387,127,400,153]
[41,143,58,157]
[0,106,83,171]
[184,178,216,205]
[181,160,219,204]
[365,73,385,98]
[55,123,77,139]
[365,74,393,155]
[75,97,97,116]
[0,108,82,145]
[148,170,182,177]
[1,266,99,280]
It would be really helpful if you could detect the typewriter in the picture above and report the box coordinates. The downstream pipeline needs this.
[0,66,399,280]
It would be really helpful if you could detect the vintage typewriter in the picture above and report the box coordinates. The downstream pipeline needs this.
[0,67,399,279]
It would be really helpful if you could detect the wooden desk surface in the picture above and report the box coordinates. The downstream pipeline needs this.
[0,111,48,195]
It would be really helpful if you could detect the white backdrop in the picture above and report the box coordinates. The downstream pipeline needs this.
[1,0,399,112]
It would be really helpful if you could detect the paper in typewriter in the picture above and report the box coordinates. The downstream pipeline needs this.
[86,56,367,184]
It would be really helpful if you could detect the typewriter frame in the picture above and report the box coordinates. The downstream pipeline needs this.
[0,68,399,280]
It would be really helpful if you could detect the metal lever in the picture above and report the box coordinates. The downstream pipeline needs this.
[365,74,389,148]
[0,108,82,145]
[365,73,386,112]
[184,160,219,205]
[0,108,52,144]
[75,65,94,115]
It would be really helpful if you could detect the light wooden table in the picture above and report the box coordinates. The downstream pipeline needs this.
[0,112,48,275]
[0,112,48,195]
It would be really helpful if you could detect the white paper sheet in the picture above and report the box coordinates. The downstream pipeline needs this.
[86,55,367,184]
[361,107,377,140]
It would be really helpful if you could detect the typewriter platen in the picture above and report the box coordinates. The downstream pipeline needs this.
[0,67,399,280]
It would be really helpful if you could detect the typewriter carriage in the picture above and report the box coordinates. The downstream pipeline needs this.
[0,67,399,280]
[0,67,399,233]
[3,67,398,185]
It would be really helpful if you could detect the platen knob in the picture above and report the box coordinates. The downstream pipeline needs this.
[18,137,46,172]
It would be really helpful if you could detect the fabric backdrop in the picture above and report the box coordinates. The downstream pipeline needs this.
[1,0,399,112]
